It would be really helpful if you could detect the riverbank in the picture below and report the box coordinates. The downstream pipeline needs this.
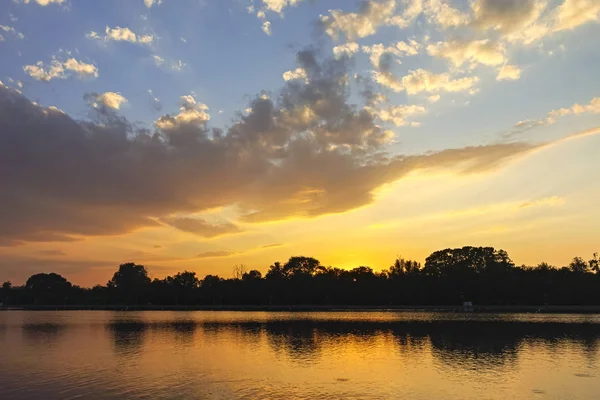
[3,304,600,313]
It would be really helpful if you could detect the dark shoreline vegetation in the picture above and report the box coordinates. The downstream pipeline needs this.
[2,247,599,308]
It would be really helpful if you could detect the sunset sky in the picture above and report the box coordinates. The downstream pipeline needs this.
[1,0,599,286]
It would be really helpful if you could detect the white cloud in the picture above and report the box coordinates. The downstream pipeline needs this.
[427,39,506,68]
[63,58,99,78]
[156,94,210,129]
[512,96,600,133]
[24,60,66,81]
[138,34,154,44]
[365,103,427,127]
[20,0,65,5]
[171,60,186,71]
[262,21,272,35]
[386,0,423,29]
[553,0,600,31]
[23,57,99,81]
[87,26,154,45]
[496,64,522,81]
[152,55,165,65]
[425,0,470,28]
[428,94,441,103]
[333,42,360,58]
[282,67,308,82]
[0,25,25,40]
[373,71,405,92]
[87,92,127,110]
[362,40,421,68]
[144,0,163,8]
[375,69,479,94]
[321,0,396,40]
[260,0,304,14]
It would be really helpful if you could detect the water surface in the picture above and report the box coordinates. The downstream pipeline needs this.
[1,311,599,399]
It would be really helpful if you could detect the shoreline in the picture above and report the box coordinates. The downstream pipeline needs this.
[3,304,600,313]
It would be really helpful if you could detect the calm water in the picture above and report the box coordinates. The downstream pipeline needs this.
[1,311,599,399]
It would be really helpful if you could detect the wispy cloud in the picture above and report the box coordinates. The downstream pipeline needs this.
[87,26,154,46]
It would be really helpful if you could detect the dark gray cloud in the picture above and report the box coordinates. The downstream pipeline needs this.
[472,0,541,33]
[37,249,67,256]
[261,243,284,249]
[195,250,235,259]
[0,49,537,245]
[159,217,242,238]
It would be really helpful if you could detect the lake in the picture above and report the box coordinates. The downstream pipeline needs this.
[0,311,599,399]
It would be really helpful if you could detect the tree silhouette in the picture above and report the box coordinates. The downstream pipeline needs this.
[4,247,600,307]
[569,257,589,274]
[107,263,151,304]
[589,253,599,273]
[242,270,262,281]
[167,271,200,289]
[25,273,71,305]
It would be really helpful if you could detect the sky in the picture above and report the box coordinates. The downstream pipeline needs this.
[0,0,599,286]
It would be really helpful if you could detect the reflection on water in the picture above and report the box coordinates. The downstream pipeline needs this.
[0,311,599,399]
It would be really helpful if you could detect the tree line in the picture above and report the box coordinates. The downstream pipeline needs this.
[1,246,599,306]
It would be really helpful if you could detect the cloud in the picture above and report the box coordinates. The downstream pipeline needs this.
[0,256,113,285]
[87,26,154,45]
[519,196,565,209]
[283,67,308,82]
[155,94,210,129]
[362,40,421,68]
[262,21,272,35]
[148,89,162,112]
[23,60,65,81]
[0,25,25,40]
[375,68,479,94]
[428,94,441,103]
[153,55,165,65]
[195,250,236,259]
[144,0,163,8]
[19,0,65,5]
[424,0,470,28]
[507,97,600,136]
[386,0,423,29]
[320,0,397,40]
[23,57,98,81]
[364,104,427,127]
[516,96,600,132]
[553,0,600,31]
[427,39,506,68]
[261,0,304,14]
[160,216,242,238]
[333,42,360,58]
[171,60,187,71]
[0,51,561,244]
[38,249,67,256]
[496,64,521,81]
[63,58,99,78]
[261,243,284,249]
[85,92,128,110]
[471,0,547,34]
[335,0,468,35]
